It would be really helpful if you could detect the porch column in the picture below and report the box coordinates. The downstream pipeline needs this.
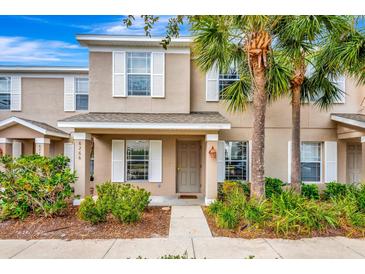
[35,138,50,156]
[0,138,12,156]
[72,133,92,197]
[361,137,365,183]
[205,134,218,204]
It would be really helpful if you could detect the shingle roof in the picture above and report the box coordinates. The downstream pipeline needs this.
[19,117,68,135]
[59,112,229,124]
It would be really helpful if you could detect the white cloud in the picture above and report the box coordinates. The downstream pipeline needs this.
[0,36,86,65]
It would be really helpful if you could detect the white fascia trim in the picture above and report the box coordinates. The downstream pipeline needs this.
[72,132,92,141]
[0,67,88,73]
[331,115,365,129]
[0,73,88,79]
[205,134,219,141]
[90,46,190,54]
[77,35,192,43]
[58,121,231,130]
[0,138,12,144]
[35,138,51,144]
[0,117,69,138]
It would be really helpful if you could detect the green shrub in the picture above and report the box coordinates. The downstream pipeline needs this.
[241,198,269,225]
[265,177,283,198]
[0,155,75,221]
[323,182,348,200]
[207,200,224,215]
[78,196,107,224]
[221,181,250,201]
[78,182,151,224]
[332,192,365,228]
[216,205,240,229]
[301,184,320,200]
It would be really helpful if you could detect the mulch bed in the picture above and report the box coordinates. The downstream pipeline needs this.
[0,206,171,240]
[202,207,365,239]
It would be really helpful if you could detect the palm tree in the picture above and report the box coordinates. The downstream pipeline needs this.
[189,16,291,198]
[273,16,364,192]
[125,15,291,198]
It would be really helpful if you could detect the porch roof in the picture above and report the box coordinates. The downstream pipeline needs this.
[331,113,365,129]
[58,112,231,130]
[0,116,69,138]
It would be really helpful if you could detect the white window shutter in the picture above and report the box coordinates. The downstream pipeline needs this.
[113,51,126,97]
[288,141,292,184]
[334,75,346,103]
[248,140,252,182]
[324,141,337,182]
[206,64,219,102]
[112,140,125,182]
[151,52,165,98]
[149,140,162,182]
[64,76,75,111]
[64,143,75,172]
[12,141,22,158]
[217,141,225,182]
[10,76,21,111]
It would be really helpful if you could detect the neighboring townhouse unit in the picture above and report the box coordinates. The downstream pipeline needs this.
[1,34,365,204]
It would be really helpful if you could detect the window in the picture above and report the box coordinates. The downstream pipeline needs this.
[75,78,89,110]
[126,140,149,181]
[219,64,239,99]
[225,141,248,181]
[0,77,11,110]
[301,142,322,182]
[127,52,151,96]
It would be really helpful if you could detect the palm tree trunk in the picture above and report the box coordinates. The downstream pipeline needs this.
[250,65,267,199]
[291,85,302,192]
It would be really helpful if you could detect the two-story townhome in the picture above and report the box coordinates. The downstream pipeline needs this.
[1,34,365,204]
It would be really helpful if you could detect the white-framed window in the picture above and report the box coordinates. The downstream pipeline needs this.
[126,140,149,181]
[75,77,89,111]
[224,141,248,181]
[301,142,322,182]
[219,64,239,99]
[127,52,151,96]
[0,76,11,110]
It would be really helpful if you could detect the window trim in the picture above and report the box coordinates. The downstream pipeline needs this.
[127,52,152,97]
[74,77,89,111]
[218,65,240,99]
[0,76,11,111]
[125,139,149,182]
[301,141,322,183]
[224,140,249,181]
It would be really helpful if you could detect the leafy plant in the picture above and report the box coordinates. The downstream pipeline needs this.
[216,205,240,229]
[78,196,107,224]
[221,181,250,200]
[0,155,75,221]
[207,200,224,215]
[265,177,284,198]
[301,184,320,200]
[78,182,151,224]
[323,182,348,200]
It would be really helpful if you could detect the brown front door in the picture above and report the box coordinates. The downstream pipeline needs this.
[177,141,200,193]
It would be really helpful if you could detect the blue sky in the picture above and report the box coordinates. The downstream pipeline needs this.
[0,16,190,67]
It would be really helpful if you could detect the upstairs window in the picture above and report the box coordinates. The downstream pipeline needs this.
[301,142,322,182]
[224,141,248,181]
[0,77,11,110]
[75,78,89,111]
[127,52,151,96]
[219,64,239,99]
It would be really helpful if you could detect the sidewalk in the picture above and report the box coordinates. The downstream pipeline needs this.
[1,206,365,259]
[1,236,365,259]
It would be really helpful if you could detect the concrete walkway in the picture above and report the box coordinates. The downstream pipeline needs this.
[1,237,365,259]
[169,206,212,238]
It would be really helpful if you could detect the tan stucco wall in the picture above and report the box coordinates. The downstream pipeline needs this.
[0,77,81,131]
[0,124,43,139]
[89,52,190,113]
[93,134,206,196]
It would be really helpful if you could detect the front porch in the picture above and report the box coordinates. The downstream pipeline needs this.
[58,112,231,204]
